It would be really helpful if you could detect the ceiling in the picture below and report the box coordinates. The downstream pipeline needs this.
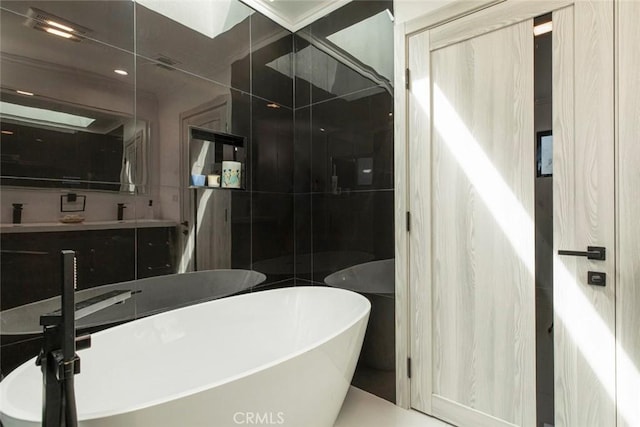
[240,0,352,32]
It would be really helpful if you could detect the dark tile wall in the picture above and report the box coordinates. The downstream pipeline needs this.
[292,1,396,403]
[310,191,394,282]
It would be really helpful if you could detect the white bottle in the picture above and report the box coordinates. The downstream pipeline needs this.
[331,165,339,195]
[146,200,154,219]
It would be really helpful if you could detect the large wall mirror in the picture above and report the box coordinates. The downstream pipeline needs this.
[0,2,147,193]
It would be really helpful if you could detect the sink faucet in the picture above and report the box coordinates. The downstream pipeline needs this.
[36,250,131,427]
[117,203,127,221]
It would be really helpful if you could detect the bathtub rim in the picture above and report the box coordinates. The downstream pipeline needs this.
[0,286,370,423]
[0,269,267,336]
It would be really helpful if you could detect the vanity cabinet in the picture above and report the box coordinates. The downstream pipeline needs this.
[0,224,177,311]
[136,227,177,278]
[1,230,135,310]
[77,229,136,290]
[0,233,61,310]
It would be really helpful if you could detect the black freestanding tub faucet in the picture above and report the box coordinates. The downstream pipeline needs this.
[37,250,131,427]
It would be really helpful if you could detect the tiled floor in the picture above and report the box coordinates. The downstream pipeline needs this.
[335,387,453,427]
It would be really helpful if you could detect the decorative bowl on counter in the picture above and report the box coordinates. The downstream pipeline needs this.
[59,214,85,224]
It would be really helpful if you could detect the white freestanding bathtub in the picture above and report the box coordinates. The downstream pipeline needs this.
[0,286,370,427]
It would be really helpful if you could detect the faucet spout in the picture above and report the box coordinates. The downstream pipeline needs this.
[40,290,132,326]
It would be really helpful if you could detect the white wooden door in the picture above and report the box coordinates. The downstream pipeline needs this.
[407,1,617,427]
[616,1,640,426]
[552,3,616,427]
[407,16,536,427]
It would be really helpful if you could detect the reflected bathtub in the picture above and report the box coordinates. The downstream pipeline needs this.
[0,286,370,427]
[0,269,266,336]
[325,259,395,371]
[324,259,394,296]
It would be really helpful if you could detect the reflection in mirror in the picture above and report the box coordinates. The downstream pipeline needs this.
[0,91,147,192]
[296,0,394,104]
[310,0,393,83]
[0,7,144,192]
[133,50,252,274]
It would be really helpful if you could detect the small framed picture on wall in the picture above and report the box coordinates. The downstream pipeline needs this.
[536,130,553,177]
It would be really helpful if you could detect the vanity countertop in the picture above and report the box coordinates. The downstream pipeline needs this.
[0,219,177,234]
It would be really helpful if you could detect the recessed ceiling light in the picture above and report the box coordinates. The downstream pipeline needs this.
[46,20,75,33]
[16,90,34,96]
[1,130,14,135]
[534,22,552,36]
[320,128,325,132]
[114,69,128,76]
[45,27,74,39]
[266,103,280,109]
[388,112,393,117]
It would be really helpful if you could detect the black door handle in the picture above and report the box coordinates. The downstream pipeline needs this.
[558,246,606,261]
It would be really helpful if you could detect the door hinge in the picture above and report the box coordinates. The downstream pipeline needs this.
[405,68,411,90]
[407,357,412,378]
[406,211,411,232]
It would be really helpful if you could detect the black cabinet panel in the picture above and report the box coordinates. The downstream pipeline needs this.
[81,229,136,289]
[1,234,60,310]
[136,227,177,278]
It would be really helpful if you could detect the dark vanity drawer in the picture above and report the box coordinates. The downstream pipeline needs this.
[80,229,136,289]
[136,227,177,278]
[0,233,61,310]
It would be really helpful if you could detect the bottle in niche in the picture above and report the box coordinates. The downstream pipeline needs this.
[146,200,154,219]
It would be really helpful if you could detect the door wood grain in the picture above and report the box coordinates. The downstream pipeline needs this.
[552,2,616,427]
[616,1,640,426]
[409,17,536,427]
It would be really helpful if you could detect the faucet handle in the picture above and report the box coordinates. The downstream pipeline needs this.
[76,334,92,352]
